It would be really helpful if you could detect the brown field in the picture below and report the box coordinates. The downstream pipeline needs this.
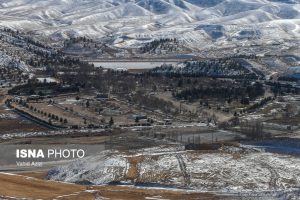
[11,101,89,127]
[0,107,47,134]
[0,172,220,200]
[0,119,46,133]
[0,93,45,134]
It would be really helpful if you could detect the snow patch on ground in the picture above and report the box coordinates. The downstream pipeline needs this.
[48,145,300,195]
[0,51,29,71]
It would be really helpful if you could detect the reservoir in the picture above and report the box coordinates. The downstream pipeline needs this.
[90,61,179,70]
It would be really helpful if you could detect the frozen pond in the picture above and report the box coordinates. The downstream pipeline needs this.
[91,61,178,70]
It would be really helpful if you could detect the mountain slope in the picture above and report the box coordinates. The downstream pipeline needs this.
[0,0,299,50]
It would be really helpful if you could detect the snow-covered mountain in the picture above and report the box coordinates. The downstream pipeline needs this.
[0,0,299,50]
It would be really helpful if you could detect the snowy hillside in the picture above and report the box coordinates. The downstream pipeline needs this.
[48,145,300,197]
[0,0,299,50]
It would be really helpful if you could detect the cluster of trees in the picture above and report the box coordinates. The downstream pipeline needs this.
[60,69,139,94]
[140,38,179,53]
[174,82,265,102]
[66,36,93,44]
[13,99,68,125]
[246,96,273,113]
[132,92,177,114]
[64,36,101,48]
[277,76,298,82]
[8,82,79,96]
[150,58,259,79]
[1,28,49,50]
[26,52,94,71]
[1,28,55,65]
[1,28,96,73]
[0,67,26,84]
[267,81,299,96]
[62,36,107,56]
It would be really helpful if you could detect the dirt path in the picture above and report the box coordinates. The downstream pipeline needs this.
[259,161,279,190]
[175,154,191,187]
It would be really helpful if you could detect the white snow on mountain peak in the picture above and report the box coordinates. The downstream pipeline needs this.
[0,0,299,49]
